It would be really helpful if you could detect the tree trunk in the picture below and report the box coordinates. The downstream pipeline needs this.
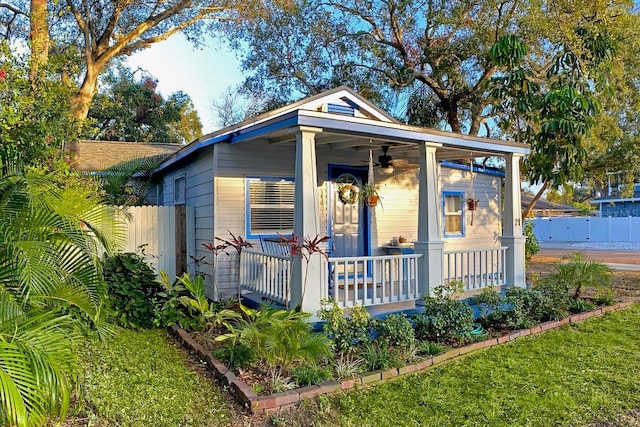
[522,181,549,221]
[72,63,101,121]
[29,0,49,82]
[447,97,461,133]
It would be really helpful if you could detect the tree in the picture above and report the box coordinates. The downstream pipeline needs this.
[0,42,78,165]
[0,148,121,426]
[0,0,267,122]
[211,85,275,127]
[85,66,202,143]
[223,0,639,214]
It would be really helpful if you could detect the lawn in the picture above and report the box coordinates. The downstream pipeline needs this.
[305,304,640,427]
[61,329,231,427]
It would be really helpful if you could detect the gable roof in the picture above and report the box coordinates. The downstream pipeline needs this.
[591,184,640,204]
[71,140,182,171]
[155,86,530,174]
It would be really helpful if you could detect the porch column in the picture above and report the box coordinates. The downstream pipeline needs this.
[500,153,527,288]
[291,126,324,315]
[415,142,444,298]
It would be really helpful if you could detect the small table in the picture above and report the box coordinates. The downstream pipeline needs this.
[381,244,415,255]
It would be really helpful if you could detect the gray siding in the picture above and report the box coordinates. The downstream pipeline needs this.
[158,139,503,299]
[161,147,216,296]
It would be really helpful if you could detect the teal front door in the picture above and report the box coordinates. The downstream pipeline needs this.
[328,165,369,257]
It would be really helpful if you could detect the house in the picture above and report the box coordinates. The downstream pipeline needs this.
[521,194,581,218]
[591,184,640,217]
[152,87,529,317]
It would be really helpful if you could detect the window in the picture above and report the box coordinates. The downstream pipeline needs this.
[246,177,295,238]
[443,191,464,237]
[174,176,186,204]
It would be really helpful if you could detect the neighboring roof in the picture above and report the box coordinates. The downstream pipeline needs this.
[155,86,530,174]
[591,185,640,204]
[71,140,182,171]
[521,194,580,213]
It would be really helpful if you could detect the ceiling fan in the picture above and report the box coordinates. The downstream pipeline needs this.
[374,145,419,174]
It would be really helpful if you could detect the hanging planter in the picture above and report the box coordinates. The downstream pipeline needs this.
[360,141,381,208]
[466,198,479,211]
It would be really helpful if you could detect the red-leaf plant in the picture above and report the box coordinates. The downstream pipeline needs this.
[278,234,330,310]
[201,241,231,299]
[215,230,253,301]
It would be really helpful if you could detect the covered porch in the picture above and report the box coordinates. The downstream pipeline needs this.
[236,120,529,315]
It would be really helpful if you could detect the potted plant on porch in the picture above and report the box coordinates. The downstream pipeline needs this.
[359,183,380,207]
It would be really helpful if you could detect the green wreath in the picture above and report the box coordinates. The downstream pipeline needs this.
[338,184,358,205]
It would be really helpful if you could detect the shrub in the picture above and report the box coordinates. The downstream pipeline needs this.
[549,252,611,299]
[318,299,372,355]
[569,298,596,314]
[102,251,162,328]
[470,287,506,329]
[502,287,547,328]
[215,342,255,370]
[418,341,445,356]
[291,365,332,386]
[372,313,416,351]
[359,344,397,371]
[233,304,331,375]
[524,221,540,266]
[413,283,475,343]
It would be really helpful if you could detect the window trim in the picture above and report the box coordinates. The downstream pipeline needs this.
[173,174,186,205]
[442,191,465,238]
[245,176,295,239]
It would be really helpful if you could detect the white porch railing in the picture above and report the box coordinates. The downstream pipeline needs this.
[327,254,423,308]
[443,247,507,291]
[239,249,292,306]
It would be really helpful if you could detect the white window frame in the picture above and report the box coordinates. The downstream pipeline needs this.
[173,175,186,205]
[443,191,465,237]
[245,177,295,238]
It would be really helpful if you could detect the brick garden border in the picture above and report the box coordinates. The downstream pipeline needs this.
[170,301,634,415]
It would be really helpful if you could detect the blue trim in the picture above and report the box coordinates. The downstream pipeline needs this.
[229,113,299,144]
[326,164,371,256]
[442,191,465,238]
[440,161,505,177]
[245,176,295,239]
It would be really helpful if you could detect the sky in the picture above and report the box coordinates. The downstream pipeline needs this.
[125,34,245,135]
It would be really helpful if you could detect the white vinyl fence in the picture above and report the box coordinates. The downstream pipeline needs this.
[115,205,195,279]
[529,217,640,243]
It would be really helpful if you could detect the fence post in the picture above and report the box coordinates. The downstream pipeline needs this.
[175,204,187,276]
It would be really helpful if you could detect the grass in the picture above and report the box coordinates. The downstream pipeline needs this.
[303,305,640,427]
[68,329,230,427]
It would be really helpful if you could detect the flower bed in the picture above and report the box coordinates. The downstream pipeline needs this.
[171,301,634,414]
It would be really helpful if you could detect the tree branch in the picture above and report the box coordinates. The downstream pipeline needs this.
[522,181,549,221]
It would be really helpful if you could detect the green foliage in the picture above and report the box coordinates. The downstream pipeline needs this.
[0,150,121,426]
[214,342,255,370]
[524,221,540,265]
[414,283,474,343]
[291,364,333,386]
[76,329,229,426]
[569,298,596,314]
[317,299,372,355]
[372,313,416,351]
[417,341,445,357]
[359,344,397,372]
[232,304,331,374]
[549,252,612,299]
[0,43,79,165]
[325,305,640,426]
[85,66,202,143]
[102,251,162,328]
[96,155,166,206]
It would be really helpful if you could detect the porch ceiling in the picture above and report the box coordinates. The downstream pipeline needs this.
[259,128,516,162]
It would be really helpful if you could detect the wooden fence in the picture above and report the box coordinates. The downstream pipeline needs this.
[115,205,195,279]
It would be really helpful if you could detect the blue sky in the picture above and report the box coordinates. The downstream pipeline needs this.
[125,34,244,135]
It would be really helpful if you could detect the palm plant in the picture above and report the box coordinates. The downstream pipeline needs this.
[0,149,122,426]
[550,252,612,299]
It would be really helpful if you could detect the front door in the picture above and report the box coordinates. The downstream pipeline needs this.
[328,165,369,257]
